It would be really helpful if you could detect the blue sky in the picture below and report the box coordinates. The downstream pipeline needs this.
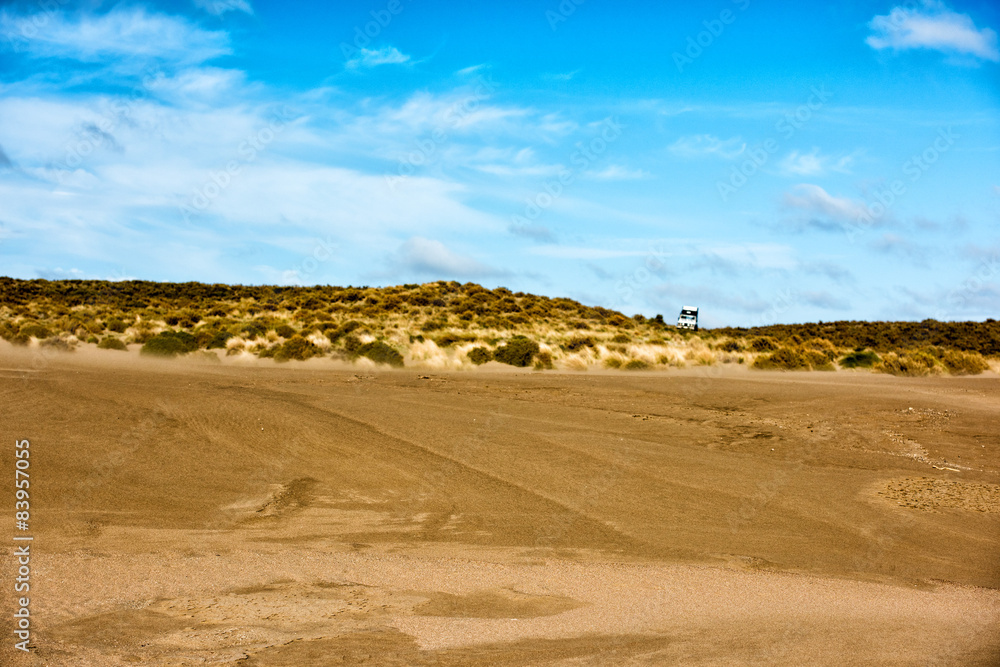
[0,0,998,326]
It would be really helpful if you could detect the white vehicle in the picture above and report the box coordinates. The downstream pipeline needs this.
[677,306,699,331]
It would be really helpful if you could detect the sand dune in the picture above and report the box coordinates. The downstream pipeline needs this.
[1,346,998,665]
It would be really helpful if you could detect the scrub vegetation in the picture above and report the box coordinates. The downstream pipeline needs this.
[0,278,995,375]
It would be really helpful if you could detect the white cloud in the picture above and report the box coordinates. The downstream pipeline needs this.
[782,184,878,231]
[669,134,745,159]
[585,165,649,180]
[778,148,857,176]
[393,237,502,277]
[346,46,411,70]
[867,2,999,62]
[529,246,649,260]
[0,7,231,64]
[192,0,254,16]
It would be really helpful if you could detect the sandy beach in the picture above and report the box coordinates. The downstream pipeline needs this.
[1,347,998,665]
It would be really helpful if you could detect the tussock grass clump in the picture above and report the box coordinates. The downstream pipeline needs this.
[98,337,128,351]
[752,347,808,370]
[41,336,73,351]
[533,351,554,370]
[623,359,650,370]
[803,350,835,370]
[936,349,989,375]
[875,351,938,376]
[494,336,539,367]
[141,331,198,357]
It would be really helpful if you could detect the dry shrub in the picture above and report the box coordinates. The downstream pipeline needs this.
[875,351,938,376]
[752,347,808,370]
[935,349,989,375]
[803,349,835,370]
[749,336,779,352]
[565,336,594,351]
[533,351,554,370]
[623,359,649,370]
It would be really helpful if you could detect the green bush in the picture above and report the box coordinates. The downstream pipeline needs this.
[436,332,477,347]
[494,336,539,367]
[611,333,631,343]
[357,341,404,367]
[201,330,231,349]
[98,337,128,351]
[329,320,362,342]
[273,336,321,362]
[141,331,198,357]
[10,334,30,346]
[565,336,594,351]
[717,339,743,352]
[467,347,493,365]
[105,318,127,333]
[604,357,623,369]
[275,324,297,338]
[749,336,779,352]
[242,321,267,338]
[623,359,650,370]
[19,324,51,339]
[421,319,447,332]
[839,349,880,368]
[752,347,808,370]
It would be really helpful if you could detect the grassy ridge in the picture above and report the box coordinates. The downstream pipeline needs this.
[0,278,995,375]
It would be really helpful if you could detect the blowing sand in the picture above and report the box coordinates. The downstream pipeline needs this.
[0,346,998,665]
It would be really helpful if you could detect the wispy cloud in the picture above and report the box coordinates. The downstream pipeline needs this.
[585,165,649,180]
[393,237,503,277]
[669,134,745,159]
[778,148,856,176]
[192,0,254,16]
[0,7,230,64]
[346,46,411,70]
[867,1,999,62]
[782,184,880,232]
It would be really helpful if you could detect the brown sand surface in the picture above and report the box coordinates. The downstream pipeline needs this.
[0,346,998,665]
